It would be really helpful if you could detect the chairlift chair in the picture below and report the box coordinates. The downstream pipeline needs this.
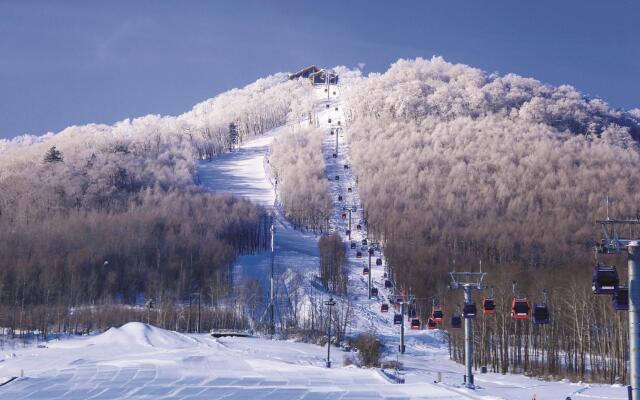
[350,241,356,249]
[337,121,341,126]
[376,258,383,266]
[385,279,392,288]
[338,195,343,201]
[381,303,389,313]
[463,302,477,319]
[362,238,368,245]
[592,263,620,294]
[344,164,349,169]
[410,318,421,330]
[356,224,362,230]
[368,248,375,256]
[408,306,417,319]
[427,318,438,330]
[335,107,338,111]
[332,153,337,158]
[348,187,352,193]
[393,313,403,325]
[362,266,369,275]
[335,175,340,181]
[451,314,462,329]
[326,104,330,108]
[371,287,378,296]
[431,306,444,323]
[328,118,332,123]
[613,286,629,311]
[330,130,334,135]
[356,251,363,258]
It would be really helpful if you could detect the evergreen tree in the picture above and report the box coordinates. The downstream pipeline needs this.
[229,122,238,151]
[43,146,63,163]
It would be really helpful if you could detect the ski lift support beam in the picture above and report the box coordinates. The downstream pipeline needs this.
[595,218,640,399]
[448,270,486,390]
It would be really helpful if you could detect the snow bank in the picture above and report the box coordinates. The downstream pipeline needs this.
[91,322,198,349]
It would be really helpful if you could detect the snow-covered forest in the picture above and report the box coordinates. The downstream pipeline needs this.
[0,74,308,337]
[269,127,332,231]
[338,57,640,382]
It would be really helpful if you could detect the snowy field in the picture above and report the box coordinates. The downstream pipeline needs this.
[0,322,626,399]
[0,86,628,399]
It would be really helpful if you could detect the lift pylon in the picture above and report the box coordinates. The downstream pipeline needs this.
[448,270,486,389]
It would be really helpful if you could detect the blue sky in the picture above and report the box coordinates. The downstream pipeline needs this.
[0,0,638,139]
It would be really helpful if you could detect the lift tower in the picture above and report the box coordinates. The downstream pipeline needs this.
[596,218,640,399]
[269,223,275,336]
[449,270,486,389]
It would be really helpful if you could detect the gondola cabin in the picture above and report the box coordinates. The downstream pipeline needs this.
[463,302,477,319]
[384,279,392,288]
[332,153,337,158]
[335,175,340,181]
[356,251,363,258]
[427,318,438,330]
[338,195,343,201]
[394,313,403,325]
[482,298,496,315]
[362,239,368,245]
[328,118,332,123]
[410,318,421,330]
[381,303,389,313]
[368,248,375,256]
[337,121,341,126]
[532,304,550,325]
[376,258,383,266]
[335,107,338,111]
[592,263,619,294]
[350,241,356,249]
[341,213,347,220]
[326,104,330,108]
[348,187,352,193]
[511,298,530,320]
[362,266,369,275]
[431,307,444,323]
[451,315,462,328]
[330,129,334,135]
[613,286,629,311]
[345,229,351,236]
[344,164,349,169]
[356,224,362,230]
[371,287,378,296]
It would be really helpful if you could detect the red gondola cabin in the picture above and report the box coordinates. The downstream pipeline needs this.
[482,298,496,315]
[511,298,530,320]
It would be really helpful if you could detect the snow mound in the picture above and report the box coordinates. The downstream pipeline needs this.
[91,322,198,349]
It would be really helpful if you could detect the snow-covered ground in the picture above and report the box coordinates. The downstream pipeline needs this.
[0,85,628,399]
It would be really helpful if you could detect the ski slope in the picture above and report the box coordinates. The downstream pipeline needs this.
[0,85,628,400]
